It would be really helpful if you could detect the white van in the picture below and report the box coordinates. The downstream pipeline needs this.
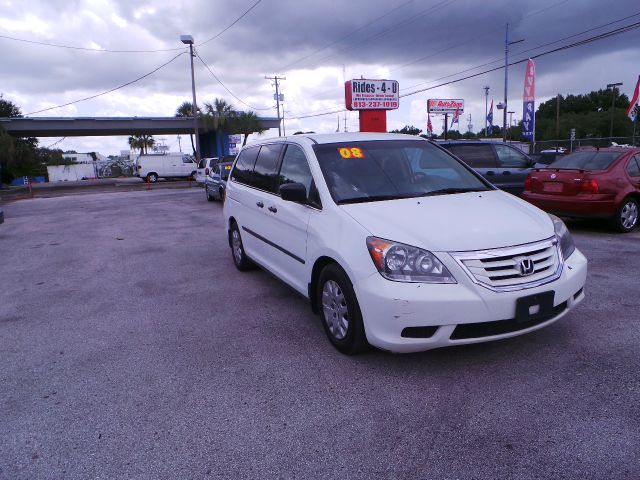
[134,153,197,182]
[223,133,587,354]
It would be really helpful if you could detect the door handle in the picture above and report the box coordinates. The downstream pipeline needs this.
[502,171,511,175]
[485,171,495,176]
[268,206,278,213]
[256,201,264,208]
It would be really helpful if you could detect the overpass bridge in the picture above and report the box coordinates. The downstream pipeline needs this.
[0,116,280,157]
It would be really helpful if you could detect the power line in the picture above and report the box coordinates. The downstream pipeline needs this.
[195,53,271,111]
[278,0,413,72]
[0,33,185,53]
[24,52,187,116]
[45,137,66,148]
[198,0,262,46]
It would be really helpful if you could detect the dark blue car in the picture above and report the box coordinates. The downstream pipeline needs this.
[436,140,535,196]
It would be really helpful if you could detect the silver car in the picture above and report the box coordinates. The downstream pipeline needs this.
[205,162,232,202]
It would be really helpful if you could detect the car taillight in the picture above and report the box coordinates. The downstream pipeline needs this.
[580,179,599,194]
[524,174,532,191]
[205,168,209,175]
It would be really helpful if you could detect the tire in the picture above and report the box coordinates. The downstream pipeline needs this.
[147,173,158,183]
[205,185,214,202]
[317,264,369,355]
[219,188,225,203]
[229,222,254,271]
[613,197,639,232]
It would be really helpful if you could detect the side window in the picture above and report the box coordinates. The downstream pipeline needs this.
[278,145,314,198]
[182,155,194,164]
[447,145,497,168]
[231,146,260,185]
[627,156,640,177]
[494,144,530,168]
[252,144,283,192]
[198,159,206,169]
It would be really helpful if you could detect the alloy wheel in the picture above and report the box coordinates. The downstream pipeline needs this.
[321,280,349,340]
[621,201,638,230]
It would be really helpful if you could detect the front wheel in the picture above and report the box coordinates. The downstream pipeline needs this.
[613,198,638,232]
[317,264,369,355]
[147,173,158,183]
[205,185,214,202]
[229,222,254,271]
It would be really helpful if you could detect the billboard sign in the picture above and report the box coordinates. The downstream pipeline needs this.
[427,99,464,114]
[345,79,399,111]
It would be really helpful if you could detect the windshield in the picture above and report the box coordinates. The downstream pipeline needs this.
[312,140,490,204]
[550,151,622,170]
[220,163,232,180]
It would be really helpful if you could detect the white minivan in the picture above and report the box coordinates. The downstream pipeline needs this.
[223,133,587,354]
[134,153,197,182]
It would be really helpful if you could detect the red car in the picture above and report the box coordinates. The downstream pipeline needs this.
[522,147,640,232]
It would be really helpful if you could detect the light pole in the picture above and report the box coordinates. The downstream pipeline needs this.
[507,111,515,141]
[607,82,623,141]
[180,34,201,164]
[502,23,524,142]
[483,86,490,136]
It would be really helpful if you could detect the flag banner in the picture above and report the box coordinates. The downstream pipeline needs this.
[427,113,433,136]
[626,75,640,122]
[522,59,535,139]
[451,108,460,127]
[487,100,494,135]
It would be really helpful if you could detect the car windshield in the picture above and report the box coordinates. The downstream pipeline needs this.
[312,140,490,204]
[220,163,232,180]
[549,151,622,170]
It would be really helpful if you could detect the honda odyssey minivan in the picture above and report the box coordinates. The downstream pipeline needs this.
[223,133,587,354]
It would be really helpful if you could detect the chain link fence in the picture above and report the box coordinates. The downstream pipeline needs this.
[532,136,639,153]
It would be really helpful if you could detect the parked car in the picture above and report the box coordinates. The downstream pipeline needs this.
[133,153,196,182]
[223,133,587,354]
[196,155,235,185]
[530,149,566,168]
[205,161,233,202]
[437,140,534,195]
[523,147,640,232]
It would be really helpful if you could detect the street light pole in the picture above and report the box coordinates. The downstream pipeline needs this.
[181,35,201,164]
[607,82,623,141]
[507,111,515,141]
[483,86,490,136]
[502,24,524,142]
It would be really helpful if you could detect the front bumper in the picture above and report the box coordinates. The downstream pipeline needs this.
[353,248,587,353]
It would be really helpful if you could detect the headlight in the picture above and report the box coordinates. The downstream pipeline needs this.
[549,214,575,259]
[366,237,456,283]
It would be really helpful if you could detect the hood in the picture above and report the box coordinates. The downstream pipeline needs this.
[340,190,554,252]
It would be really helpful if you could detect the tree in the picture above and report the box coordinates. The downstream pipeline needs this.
[128,134,155,155]
[229,111,267,146]
[204,98,236,156]
[175,101,201,155]
[389,125,422,135]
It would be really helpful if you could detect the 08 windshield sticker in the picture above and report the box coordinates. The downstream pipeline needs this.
[338,147,365,159]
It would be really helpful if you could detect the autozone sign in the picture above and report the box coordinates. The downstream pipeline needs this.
[427,99,464,114]
[345,79,399,111]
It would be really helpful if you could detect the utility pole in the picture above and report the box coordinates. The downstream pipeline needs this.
[443,114,449,140]
[502,24,524,142]
[508,111,515,141]
[555,94,560,152]
[607,82,623,141]
[483,86,490,136]
[467,113,473,134]
[266,76,286,136]
[177,135,182,152]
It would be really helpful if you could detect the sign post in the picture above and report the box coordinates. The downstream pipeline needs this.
[345,79,399,132]
[427,99,464,140]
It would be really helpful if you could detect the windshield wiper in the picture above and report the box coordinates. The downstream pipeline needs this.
[422,187,489,196]
[337,194,415,204]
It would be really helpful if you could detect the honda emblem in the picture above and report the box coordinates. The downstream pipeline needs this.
[518,258,535,276]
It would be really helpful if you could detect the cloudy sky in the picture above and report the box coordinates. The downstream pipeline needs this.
[1,0,639,155]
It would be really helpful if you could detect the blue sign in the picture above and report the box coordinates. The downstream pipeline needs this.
[522,100,535,139]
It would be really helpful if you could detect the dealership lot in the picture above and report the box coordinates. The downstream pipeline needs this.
[1,188,639,479]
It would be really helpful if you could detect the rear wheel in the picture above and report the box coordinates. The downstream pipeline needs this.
[613,198,638,232]
[317,264,369,355]
[229,222,254,271]
[205,185,214,202]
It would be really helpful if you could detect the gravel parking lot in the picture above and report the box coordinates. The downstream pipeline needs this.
[1,188,639,479]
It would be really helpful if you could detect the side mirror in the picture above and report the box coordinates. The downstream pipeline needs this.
[279,182,307,203]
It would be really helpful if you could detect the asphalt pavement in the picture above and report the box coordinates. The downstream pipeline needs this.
[1,188,639,479]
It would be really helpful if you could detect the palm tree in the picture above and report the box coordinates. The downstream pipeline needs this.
[175,101,200,155]
[204,98,236,156]
[128,134,155,155]
[229,111,267,146]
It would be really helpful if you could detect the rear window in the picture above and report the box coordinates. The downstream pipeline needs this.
[550,151,622,170]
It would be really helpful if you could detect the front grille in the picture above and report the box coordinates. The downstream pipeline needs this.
[450,301,568,340]
[450,238,561,291]
[401,326,438,338]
